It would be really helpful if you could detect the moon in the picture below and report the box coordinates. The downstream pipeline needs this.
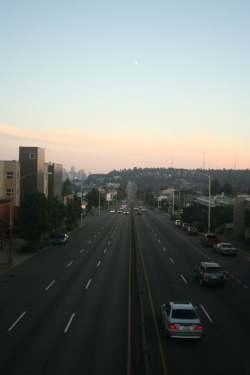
[134,60,139,66]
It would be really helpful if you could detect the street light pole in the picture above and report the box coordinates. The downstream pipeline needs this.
[172,189,175,217]
[99,189,101,215]
[208,175,211,233]
[201,173,211,233]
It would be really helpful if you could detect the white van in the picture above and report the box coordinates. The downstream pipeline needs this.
[174,219,182,227]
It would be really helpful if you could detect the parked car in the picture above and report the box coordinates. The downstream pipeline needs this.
[136,211,142,215]
[181,222,189,231]
[174,220,182,228]
[161,301,203,339]
[201,233,220,247]
[53,233,69,245]
[213,242,238,256]
[186,227,198,235]
[194,262,227,286]
[109,209,115,213]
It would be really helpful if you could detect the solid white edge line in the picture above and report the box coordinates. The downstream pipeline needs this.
[8,311,27,332]
[85,279,92,289]
[45,280,55,291]
[200,304,213,322]
[64,313,75,333]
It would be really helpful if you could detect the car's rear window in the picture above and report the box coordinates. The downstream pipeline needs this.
[206,267,223,274]
[172,309,197,319]
[207,234,216,239]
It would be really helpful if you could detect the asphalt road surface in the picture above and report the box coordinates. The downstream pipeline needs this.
[1,190,250,374]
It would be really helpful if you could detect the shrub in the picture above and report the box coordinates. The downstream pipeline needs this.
[22,238,50,253]
[191,221,206,232]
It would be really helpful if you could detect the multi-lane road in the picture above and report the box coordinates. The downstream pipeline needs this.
[0,183,250,374]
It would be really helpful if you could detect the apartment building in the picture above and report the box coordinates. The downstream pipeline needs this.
[0,160,21,206]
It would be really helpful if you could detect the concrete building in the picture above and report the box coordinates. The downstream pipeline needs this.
[19,147,49,202]
[48,162,63,199]
[233,195,250,239]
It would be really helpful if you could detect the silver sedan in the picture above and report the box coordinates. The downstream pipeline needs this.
[161,301,203,339]
[213,242,238,256]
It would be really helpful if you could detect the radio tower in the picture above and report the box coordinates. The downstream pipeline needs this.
[202,151,206,170]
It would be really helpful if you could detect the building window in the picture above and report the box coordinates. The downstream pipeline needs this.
[6,171,13,180]
[29,153,36,159]
[6,189,13,197]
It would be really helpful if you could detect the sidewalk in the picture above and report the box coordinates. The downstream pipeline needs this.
[0,239,35,273]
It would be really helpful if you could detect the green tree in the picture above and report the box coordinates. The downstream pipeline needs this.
[65,196,81,225]
[211,178,221,195]
[47,197,66,232]
[222,181,233,195]
[212,205,234,230]
[117,187,126,200]
[62,178,72,196]
[18,192,50,240]
[86,188,104,210]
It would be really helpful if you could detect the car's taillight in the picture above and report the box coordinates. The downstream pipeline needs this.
[194,325,203,330]
[169,324,179,330]
[223,274,227,280]
[202,274,208,279]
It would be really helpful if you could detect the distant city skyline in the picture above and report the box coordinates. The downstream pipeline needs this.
[1,1,250,173]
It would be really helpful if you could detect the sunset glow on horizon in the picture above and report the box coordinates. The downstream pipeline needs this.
[1,1,249,173]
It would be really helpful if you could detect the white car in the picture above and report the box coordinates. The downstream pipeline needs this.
[174,219,182,227]
[213,242,238,256]
[161,301,203,339]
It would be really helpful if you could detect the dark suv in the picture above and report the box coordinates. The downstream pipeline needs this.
[194,262,227,286]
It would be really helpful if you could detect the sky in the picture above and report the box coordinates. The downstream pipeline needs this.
[1,0,250,173]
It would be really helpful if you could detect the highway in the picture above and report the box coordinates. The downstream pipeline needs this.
[134,209,250,374]
[0,182,250,374]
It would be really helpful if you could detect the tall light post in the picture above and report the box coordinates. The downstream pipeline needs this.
[99,188,101,215]
[201,173,211,233]
[172,189,175,217]
[8,171,52,264]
